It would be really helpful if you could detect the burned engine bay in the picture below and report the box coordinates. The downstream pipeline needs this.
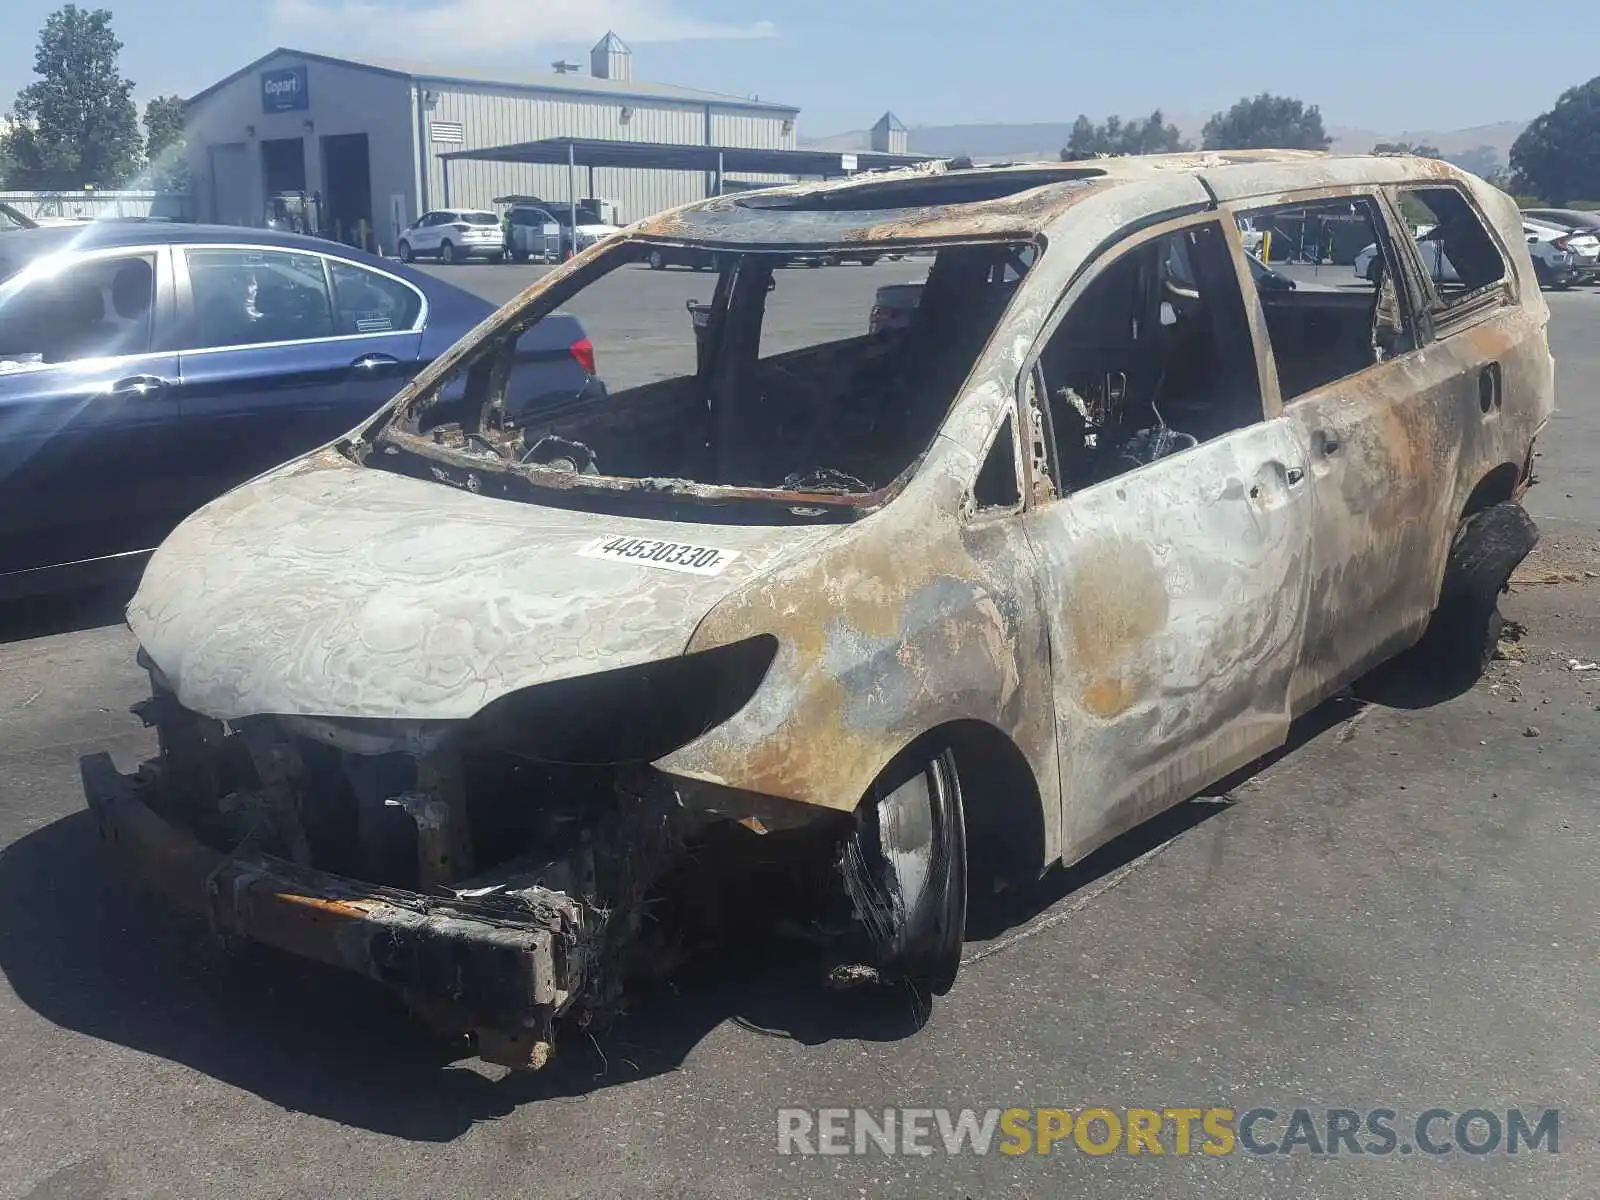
[105,636,898,1070]
[361,240,1038,510]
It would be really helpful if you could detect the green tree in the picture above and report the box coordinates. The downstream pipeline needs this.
[1510,77,1600,203]
[2,5,142,188]
[1372,140,1441,158]
[1446,144,1502,178]
[1062,109,1189,159]
[143,94,188,190]
[0,125,15,187]
[1202,94,1332,151]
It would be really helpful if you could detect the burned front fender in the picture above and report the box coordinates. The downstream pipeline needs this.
[654,453,1060,853]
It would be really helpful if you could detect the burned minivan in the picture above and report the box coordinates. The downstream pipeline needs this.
[83,151,1554,1069]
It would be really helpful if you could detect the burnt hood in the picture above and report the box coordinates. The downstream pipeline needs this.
[128,453,837,722]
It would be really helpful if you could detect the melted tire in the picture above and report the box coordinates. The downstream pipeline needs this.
[1401,502,1539,682]
[839,748,967,994]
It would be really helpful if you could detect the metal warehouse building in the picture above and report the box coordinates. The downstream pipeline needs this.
[183,35,800,254]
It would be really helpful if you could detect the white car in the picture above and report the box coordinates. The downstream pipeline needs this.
[1237,216,1265,256]
[396,209,505,265]
[504,203,621,263]
[1521,219,1589,288]
[1352,220,1585,289]
[1523,217,1599,284]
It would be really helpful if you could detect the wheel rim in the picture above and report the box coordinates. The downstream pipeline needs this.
[442,242,455,263]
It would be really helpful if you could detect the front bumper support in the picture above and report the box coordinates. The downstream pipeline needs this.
[81,751,579,1068]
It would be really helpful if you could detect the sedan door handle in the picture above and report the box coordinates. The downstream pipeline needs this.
[1285,466,1306,486]
[1315,431,1342,457]
[110,374,169,399]
[350,353,401,370]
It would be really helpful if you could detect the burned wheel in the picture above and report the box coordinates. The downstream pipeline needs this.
[1394,501,1540,683]
[839,747,967,994]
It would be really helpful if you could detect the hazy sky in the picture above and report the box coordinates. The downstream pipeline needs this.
[1,0,1587,138]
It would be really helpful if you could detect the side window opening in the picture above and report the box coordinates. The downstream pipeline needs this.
[1235,195,1415,401]
[972,412,1021,512]
[1034,221,1261,494]
[1396,185,1507,304]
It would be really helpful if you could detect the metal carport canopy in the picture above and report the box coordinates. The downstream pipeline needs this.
[439,137,938,239]
[438,136,937,178]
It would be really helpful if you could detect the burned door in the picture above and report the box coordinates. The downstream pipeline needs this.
[1231,190,1488,708]
[1019,215,1314,863]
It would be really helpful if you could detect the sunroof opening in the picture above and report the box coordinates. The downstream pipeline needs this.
[733,167,1104,211]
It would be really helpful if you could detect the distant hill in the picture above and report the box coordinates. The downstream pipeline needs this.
[803,117,1530,173]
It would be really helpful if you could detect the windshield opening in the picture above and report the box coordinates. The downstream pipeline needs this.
[368,236,1037,512]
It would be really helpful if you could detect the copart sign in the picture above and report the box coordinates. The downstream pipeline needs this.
[261,66,309,113]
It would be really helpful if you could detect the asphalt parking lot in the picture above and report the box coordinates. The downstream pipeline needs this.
[1,263,1597,1199]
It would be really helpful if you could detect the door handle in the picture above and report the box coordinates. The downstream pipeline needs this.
[110,374,169,399]
[1479,362,1503,413]
[1315,431,1341,457]
[350,354,401,370]
[1285,466,1306,486]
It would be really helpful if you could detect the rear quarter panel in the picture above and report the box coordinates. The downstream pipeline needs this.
[1453,177,1555,507]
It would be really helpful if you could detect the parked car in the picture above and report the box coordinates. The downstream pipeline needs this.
[1521,207,1600,234]
[1353,219,1588,288]
[85,154,1551,1073]
[642,242,721,271]
[1237,215,1265,255]
[0,223,603,599]
[645,244,852,272]
[396,209,505,264]
[503,202,622,263]
[868,279,924,333]
[1519,220,1589,288]
[1522,216,1599,283]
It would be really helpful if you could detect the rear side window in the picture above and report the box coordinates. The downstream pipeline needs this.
[328,260,423,334]
[1233,195,1414,401]
[183,248,335,349]
[1394,186,1507,307]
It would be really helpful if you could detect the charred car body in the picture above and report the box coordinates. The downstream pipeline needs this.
[83,151,1554,1069]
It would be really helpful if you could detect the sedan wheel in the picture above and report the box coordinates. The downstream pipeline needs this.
[838,747,967,994]
[397,240,413,263]
[440,240,458,265]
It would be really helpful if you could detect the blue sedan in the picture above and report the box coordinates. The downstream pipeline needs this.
[0,223,603,599]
